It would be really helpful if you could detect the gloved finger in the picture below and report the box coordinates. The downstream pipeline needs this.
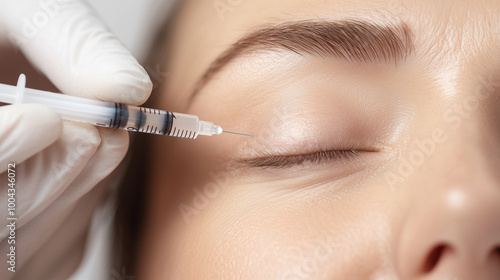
[0,109,130,226]
[0,104,62,173]
[0,122,128,278]
[3,123,129,230]
[0,0,152,105]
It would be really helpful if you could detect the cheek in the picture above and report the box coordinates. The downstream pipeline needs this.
[173,179,397,279]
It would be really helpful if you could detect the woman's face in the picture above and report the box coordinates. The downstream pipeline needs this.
[140,0,500,279]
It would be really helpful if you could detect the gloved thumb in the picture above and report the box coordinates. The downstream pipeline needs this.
[0,104,62,173]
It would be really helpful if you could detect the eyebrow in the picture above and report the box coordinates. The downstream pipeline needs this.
[191,19,414,98]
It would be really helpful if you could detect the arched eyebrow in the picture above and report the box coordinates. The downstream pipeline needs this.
[190,19,414,98]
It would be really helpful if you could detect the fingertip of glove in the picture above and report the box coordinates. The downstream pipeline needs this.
[63,63,154,106]
[5,0,154,106]
[100,67,154,105]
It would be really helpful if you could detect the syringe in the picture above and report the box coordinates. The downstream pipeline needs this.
[0,74,251,139]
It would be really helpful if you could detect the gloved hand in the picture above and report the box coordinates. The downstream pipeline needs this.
[0,1,152,279]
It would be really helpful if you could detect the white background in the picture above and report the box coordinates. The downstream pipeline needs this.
[86,0,176,62]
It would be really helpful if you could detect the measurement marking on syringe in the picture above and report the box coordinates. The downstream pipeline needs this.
[162,111,173,135]
[112,103,116,128]
[0,74,232,140]
[116,103,128,129]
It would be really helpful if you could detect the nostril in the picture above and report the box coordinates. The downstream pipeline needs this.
[487,246,500,262]
[493,246,500,258]
[422,244,446,272]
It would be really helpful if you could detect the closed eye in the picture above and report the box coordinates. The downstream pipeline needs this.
[240,149,370,169]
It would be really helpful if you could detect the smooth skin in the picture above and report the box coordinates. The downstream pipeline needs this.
[139,0,500,279]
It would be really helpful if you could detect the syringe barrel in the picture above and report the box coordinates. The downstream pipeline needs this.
[124,106,200,139]
[0,81,218,139]
[21,88,203,138]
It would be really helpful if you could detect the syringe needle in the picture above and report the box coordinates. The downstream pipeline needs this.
[222,130,252,137]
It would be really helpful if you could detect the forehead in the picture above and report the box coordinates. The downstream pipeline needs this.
[166,0,500,99]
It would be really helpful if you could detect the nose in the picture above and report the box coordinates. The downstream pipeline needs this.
[396,168,500,279]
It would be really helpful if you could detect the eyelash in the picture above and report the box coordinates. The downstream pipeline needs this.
[242,149,360,168]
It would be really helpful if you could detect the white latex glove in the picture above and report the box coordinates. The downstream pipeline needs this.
[0,1,152,279]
